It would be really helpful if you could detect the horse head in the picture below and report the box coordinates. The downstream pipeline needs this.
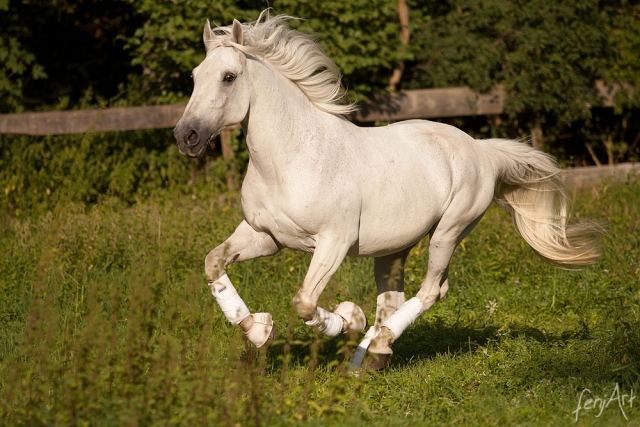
[174,20,250,158]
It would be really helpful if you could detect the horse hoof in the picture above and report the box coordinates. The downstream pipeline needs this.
[243,312,275,348]
[334,301,367,334]
[362,351,392,371]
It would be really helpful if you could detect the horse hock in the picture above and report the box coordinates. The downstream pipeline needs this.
[209,274,275,348]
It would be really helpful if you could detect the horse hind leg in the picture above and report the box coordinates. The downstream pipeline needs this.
[350,249,410,370]
[365,213,484,369]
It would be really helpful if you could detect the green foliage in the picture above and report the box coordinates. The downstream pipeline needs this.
[274,0,410,100]
[0,179,639,425]
[0,0,138,112]
[121,0,408,103]
[0,129,239,214]
[1,0,640,169]
[409,1,640,116]
[605,5,640,110]
[0,0,47,113]
[406,0,640,164]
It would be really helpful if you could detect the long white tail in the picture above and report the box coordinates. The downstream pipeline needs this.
[478,139,602,267]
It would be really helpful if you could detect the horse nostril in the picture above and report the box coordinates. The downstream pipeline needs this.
[186,130,199,146]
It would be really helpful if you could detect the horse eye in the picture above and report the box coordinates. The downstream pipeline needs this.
[223,73,236,83]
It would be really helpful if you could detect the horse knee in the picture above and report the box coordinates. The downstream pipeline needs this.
[292,292,316,321]
[204,248,226,280]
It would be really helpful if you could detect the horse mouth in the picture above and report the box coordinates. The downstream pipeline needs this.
[188,133,216,158]
[180,141,208,158]
[174,124,219,158]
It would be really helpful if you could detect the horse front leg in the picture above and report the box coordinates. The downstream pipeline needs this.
[205,220,280,348]
[292,238,367,337]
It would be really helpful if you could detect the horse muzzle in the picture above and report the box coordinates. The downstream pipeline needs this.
[173,120,217,158]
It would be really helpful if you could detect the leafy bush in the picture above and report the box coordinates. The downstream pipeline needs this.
[1,0,640,209]
[0,129,238,214]
[121,0,408,104]
[405,0,640,164]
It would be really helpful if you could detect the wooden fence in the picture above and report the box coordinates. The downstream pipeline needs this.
[0,82,623,136]
[1,83,636,189]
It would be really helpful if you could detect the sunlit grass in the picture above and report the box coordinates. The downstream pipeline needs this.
[0,176,639,426]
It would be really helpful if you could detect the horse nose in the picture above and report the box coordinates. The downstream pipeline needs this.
[185,129,199,146]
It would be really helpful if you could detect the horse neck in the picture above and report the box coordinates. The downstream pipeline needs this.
[242,59,337,173]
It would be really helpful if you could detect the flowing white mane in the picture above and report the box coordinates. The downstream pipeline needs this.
[206,10,357,116]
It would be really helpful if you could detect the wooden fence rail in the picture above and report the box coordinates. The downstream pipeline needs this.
[0,81,623,136]
[0,104,186,136]
[1,82,634,189]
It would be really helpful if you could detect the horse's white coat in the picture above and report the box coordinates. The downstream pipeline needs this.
[174,13,600,366]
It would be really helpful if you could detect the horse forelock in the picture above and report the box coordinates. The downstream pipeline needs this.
[206,10,357,116]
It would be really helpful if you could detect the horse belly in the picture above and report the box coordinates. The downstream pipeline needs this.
[352,128,456,257]
[355,206,440,257]
[354,173,446,257]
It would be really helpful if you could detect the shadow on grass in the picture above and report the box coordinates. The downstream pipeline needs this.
[245,308,639,387]
[256,316,589,369]
[391,318,592,365]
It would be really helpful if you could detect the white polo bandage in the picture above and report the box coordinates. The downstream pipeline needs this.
[381,297,424,340]
[209,274,250,325]
[305,306,344,337]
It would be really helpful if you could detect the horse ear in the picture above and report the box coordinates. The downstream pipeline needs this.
[231,19,244,45]
[203,19,214,50]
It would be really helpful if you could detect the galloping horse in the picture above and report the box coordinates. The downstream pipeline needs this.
[173,12,600,369]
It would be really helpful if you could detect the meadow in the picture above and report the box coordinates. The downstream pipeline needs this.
[0,172,639,426]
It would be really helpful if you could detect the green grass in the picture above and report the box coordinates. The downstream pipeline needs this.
[0,176,639,426]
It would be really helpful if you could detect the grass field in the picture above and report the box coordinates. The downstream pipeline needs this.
[0,175,639,426]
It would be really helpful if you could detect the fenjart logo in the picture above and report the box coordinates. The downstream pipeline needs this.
[573,383,635,422]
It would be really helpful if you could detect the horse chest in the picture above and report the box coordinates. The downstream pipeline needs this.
[241,180,318,252]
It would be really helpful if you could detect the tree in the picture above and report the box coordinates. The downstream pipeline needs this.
[122,0,409,104]
[406,0,640,164]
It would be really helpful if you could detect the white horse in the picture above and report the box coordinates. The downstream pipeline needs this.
[174,12,601,369]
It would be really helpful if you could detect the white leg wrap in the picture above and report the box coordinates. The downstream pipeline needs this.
[375,290,405,324]
[209,274,250,325]
[305,306,344,337]
[381,297,424,340]
[349,326,381,369]
[243,313,275,348]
